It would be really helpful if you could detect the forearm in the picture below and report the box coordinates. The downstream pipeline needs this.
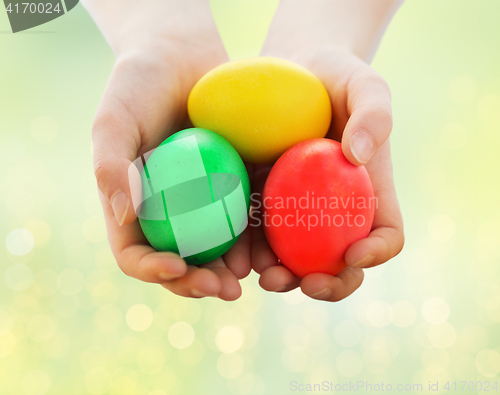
[81,0,215,57]
[262,0,404,63]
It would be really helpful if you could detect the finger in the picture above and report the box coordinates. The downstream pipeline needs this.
[344,141,404,268]
[100,190,187,283]
[161,265,222,299]
[202,258,242,301]
[341,65,393,165]
[223,227,252,280]
[92,55,183,227]
[300,267,364,302]
[258,265,301,293]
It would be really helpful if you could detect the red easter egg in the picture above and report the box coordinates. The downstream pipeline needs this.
[262,139,375,277]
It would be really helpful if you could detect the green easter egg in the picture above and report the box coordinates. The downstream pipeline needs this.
[137,128,250,265]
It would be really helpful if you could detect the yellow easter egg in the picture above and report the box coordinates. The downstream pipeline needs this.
[187,57,332,164]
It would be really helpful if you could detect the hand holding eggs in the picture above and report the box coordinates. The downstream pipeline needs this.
[140,57,374,276]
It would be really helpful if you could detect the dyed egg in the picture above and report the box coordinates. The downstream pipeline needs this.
[262,139,375,277]
[137,128,250,265]
[188,57,332,164]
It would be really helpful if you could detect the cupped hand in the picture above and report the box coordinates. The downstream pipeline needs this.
[252,46,405,301]
[88,0,252,301]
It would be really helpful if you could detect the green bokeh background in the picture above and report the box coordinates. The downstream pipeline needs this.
[1,1,499,394]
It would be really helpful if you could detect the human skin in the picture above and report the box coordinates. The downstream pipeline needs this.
[82,0,404,302]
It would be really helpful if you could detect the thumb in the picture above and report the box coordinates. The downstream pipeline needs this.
[341,67,393,166]
[92,68,142,226]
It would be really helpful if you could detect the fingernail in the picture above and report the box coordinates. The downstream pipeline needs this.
[310,287,331,299]
[192,289,217,298]
[274,284,288,292]
[111,191,129,226]
[350,131,375,164]
[349,253,375,268]
[159,271,182,281]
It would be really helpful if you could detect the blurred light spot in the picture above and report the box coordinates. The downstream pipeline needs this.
[439,123,467,150]
[334,320,361,348]
[82,216,107,243]
[391,300,417,327]
[94,247,116,271]
[42,332,70,359]
[421,347,449,372]
[428,215,455,242]
[5,191,35,217]
[30,116,58,143]
[308,329,331,355]
[0,135,26,163]
[282,345,309,372]
[485,295,500,323]
[52,293,79,318]
[215,325,244,354]
[66,242,93,268]
[21,370,51,395]
[178,338,205,365]
[478,94,500,123]
[217,353,244,379]
[428,322,456,349]
[422,297,450,324]
[126,304,153,332]
[57,268,84,295]
[283,324,310,348]
[0,332,16,358]
[32,178,58,206]
[281,288,306,304]
[5,263,33,291]
[80,347,109,371]
[308,366,337,386]
[168,321,195,349]
[25,219,51,247]
[27,315,55,343]
[151,368,177,392]
[474,221,500,262]
[5,228,34,255]
[363,346,391,374]
[138,347,165,375]
[448,75,477,103]
[233,372,266,395]
[148,391,168,395]
[85,368,112,395]
[418,275,454,301]
[366,300,392,328]
[302,305,328,328]
[110,375,137,395]
[475,349,500,377]
[435,188,463,215]
[85,193,103,216]
[95,304,122,332]
[336,350,363,377]
[475,281,500,309]
[62,222,86,246]
[0,309,14,336]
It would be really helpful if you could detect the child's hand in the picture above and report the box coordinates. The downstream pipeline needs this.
[252,35,405,301]
[86,0,251,300]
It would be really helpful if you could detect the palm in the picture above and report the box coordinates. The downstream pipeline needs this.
[94,12,258,300]
[249,48,404,301]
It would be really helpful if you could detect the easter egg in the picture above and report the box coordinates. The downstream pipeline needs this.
[262,139,375,277]
[136,128,250,265]
[187,57,332,164]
